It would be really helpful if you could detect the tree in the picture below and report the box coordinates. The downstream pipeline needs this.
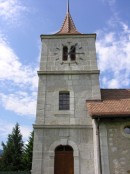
[22,131,34,171]
[0,123,24,171]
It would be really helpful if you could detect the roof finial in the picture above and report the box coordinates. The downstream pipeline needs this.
[67,0,70,13]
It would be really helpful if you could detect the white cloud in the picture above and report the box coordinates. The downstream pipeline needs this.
[0,92,36,116]
[0,33,38,116]
[0,35,38,89]
[0,0,28,24]
[97,22,130,88]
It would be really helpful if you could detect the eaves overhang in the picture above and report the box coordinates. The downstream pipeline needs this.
[40,33,97,40]
[37,70,100,75]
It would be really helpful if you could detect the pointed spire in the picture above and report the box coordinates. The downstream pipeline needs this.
[56,0,81,35]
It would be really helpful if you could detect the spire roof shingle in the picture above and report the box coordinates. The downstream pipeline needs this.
[56,0,81,35]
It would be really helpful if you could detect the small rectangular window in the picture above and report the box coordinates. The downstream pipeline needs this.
[59,92,70,110]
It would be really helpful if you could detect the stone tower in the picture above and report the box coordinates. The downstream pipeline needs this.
[32,1,101,174]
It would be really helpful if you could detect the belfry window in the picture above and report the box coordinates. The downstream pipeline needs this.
[70,46,76,61]
[63,46,68,61]
[59,91,70,110]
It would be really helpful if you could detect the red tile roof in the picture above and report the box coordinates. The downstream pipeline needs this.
[86,89,130,118]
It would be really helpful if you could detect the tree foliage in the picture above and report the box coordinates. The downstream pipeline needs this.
[22,131,34,171]
[0,123,34,171]
[0,123,24,171]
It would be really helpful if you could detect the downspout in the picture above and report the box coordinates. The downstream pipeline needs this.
[93,118,102,174]
[97,118,102,174]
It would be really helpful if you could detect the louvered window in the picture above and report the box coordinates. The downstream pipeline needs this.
[70,46,76,61]
[63,46,68,61]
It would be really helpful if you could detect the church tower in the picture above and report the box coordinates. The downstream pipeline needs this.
[32,1,101,174]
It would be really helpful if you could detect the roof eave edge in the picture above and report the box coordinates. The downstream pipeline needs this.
[40,33,97,39]
[91,114,130,119]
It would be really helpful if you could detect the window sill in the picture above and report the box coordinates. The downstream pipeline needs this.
[54,110,71,117]
[61,61,77,65]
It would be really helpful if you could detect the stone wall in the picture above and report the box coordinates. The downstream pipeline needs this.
[32,127,94,174]
[100,119,130,174]
[36,73,100,125]
[40,35,98,72]
[32,34,101,174]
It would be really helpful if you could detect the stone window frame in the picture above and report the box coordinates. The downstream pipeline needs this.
[48,139,79,174]
[59,91,70,110]
[54,88,74,116]
[121,122,130,138]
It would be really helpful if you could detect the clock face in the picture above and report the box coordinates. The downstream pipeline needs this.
[54,42,84,63]
[54,47,61,61]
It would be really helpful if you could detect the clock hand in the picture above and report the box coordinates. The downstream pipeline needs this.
[75,52,84,54]
[56,48,60,50]
[54,53,58,55]
[68,52,84,55]
[79,47,82,49]
[75,43,78,47]
[68,47,75,54]
[79,58,84,60]
[68,43,78,54]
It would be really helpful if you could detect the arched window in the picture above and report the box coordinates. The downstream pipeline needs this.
[70,46,76,61]
[59,91,70,110]
[63,46,68,61]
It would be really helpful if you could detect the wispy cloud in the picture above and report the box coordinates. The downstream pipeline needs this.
[0,119,13,138]
[0,0,28,25]
[0,35,37,88]
[97,22,130,88]
[0,33,38,116]
[97,0,130,88]
[0,92,36,116]
[101,0,116,8]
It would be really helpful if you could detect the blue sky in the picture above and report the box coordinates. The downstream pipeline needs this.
[0,0,130,149]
